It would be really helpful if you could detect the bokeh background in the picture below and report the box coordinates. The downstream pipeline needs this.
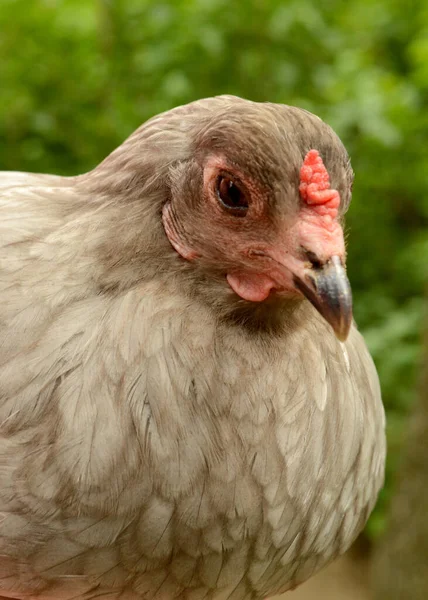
[0,0,427,598]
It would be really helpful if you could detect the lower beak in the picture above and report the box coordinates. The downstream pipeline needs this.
[293,256,353,341]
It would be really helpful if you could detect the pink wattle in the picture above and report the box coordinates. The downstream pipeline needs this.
[227,273,276,302]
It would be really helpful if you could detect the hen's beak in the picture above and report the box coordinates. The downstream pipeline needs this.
[293,256,353,342]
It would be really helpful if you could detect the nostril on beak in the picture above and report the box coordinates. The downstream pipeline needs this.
[303,249,324,270]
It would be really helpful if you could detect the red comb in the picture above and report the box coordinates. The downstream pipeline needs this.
[299,150,340,220]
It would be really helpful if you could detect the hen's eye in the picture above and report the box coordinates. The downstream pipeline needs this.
[216,176,249,214]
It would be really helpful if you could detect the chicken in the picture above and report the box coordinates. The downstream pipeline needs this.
[0,96,385,600]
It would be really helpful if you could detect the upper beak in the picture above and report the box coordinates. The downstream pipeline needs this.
[293,256,353,341]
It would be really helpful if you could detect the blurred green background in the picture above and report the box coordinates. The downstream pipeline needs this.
[0,0,427,543]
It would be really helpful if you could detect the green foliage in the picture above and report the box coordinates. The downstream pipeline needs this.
[0,0,426,537]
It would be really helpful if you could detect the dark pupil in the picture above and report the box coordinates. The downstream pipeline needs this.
[217,177,248,211]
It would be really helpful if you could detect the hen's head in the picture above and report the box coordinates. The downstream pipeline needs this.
[93,96,354,339]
